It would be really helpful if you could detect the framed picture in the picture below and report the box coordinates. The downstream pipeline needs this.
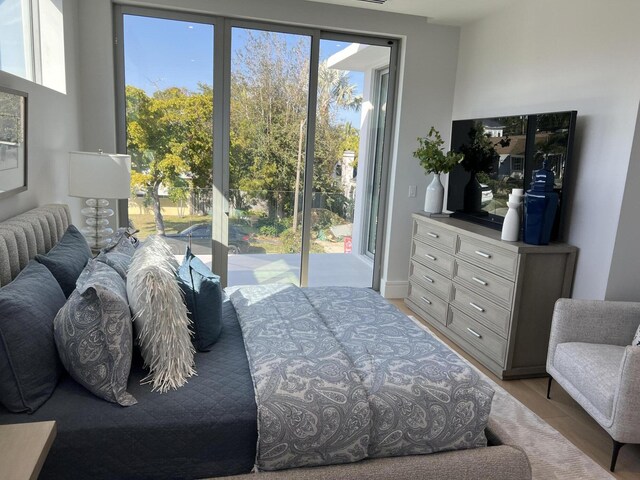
[0,86,28,199]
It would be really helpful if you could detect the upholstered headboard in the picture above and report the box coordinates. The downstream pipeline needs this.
[0,204,72,287]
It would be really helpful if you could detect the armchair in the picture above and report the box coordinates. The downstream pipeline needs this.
[546,298,640,472]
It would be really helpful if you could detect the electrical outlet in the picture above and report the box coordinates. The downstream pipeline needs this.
[408,185,417,198]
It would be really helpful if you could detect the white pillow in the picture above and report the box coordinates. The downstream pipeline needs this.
[127,235,195,392]
[633,324,640,347]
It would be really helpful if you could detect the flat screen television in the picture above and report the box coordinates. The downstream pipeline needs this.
[446,111,577,241]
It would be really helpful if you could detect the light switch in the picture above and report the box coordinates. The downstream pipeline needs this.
[408,185,417,198]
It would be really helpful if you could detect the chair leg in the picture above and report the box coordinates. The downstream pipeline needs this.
[610,440,624,472]
[546,376,553,399]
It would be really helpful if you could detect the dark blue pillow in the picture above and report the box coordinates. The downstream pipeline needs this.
[178,247,223,352]
[0,261,66,413]
[36,224,92,297]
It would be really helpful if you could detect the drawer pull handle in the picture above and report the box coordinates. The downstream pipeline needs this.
[467,328,482,339]
[475,250,492,259]
[469,302,485,312]
[420,296,432,305]
[422,275,434,283]
[425,254,436,261]
[427,232,439,238]
[472,276,488,286]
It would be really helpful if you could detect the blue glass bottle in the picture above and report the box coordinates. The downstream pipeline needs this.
[523,160,558,245]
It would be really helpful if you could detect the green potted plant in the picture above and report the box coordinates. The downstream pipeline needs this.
[413,127,463,213]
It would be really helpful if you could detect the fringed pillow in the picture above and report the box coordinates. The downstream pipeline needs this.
[127,236,195,392]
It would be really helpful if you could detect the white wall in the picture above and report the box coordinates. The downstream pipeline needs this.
[453,0,640,300]
[76,0,461,296]
[0,0,83,223]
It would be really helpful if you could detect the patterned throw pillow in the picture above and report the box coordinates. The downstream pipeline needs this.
[54,260,137,406]
[178,247,223,352]
[95,233,136,279]
[127,235,195,392]
[633,325,640,346]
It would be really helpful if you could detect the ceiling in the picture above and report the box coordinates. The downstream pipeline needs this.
[303,0,520,26]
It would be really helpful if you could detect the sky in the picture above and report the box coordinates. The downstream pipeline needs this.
[123,14,367,126]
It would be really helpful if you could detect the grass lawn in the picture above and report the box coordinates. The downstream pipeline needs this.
[131,213,341,254]
[130,213,212,238]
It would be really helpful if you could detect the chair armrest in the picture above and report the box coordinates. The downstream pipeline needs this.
[610,346,640,444]
[547,299,640,369]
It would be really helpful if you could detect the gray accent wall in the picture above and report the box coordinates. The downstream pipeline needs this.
[606,103,640,301]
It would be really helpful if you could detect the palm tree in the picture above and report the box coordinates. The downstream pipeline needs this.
[292,61,361,232]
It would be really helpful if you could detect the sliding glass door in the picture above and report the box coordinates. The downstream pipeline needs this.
[118,11,215,264]
[307,38,392,287]
[116,8,398,290]
[225,25,312,286]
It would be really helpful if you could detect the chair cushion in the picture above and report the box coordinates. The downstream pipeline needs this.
[0,261,66,412]
[35,224,92,297]
[178,247,223,352]
[554,342,626,417]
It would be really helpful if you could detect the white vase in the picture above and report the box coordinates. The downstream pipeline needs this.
[501,201,521,241]
[424,173,444,214]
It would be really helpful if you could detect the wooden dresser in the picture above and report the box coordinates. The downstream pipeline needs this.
[405,213,577,379]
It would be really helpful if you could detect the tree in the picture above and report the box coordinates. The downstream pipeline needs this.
[229,31,361,228]
[126,84,213,234]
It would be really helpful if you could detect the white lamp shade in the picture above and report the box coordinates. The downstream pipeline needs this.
[69,151,131,199]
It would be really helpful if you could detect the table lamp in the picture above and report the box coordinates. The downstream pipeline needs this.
[69,151,131,251]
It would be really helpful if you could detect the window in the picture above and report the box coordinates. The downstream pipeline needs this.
[0,0,66,93]
[0,0,33,80]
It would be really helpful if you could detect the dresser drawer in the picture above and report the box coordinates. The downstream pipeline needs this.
[408,282,448,326]
[448,307,507,366]
[409,261,452,301]
[413,219,456,254]
[451,284,510,338]
[412,240,454,277]
[456,235,518,280]
[453,259,514,309]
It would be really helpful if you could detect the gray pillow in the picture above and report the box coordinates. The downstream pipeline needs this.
[95,233,136,279]
[0,261,67,413]
[54,259,137,406]
[36,224,92,297]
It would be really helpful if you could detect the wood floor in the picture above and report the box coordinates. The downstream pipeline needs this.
[390,300,640,479]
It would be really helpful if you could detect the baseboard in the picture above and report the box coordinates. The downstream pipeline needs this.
[380,279,409,299]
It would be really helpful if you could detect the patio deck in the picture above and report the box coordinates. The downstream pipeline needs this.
[189,253,373,287]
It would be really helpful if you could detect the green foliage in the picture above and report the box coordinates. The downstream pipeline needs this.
[459,126,510,174]
[229,31,359,219]
[257,217,288,237]
[126,31,361,235]
[413,127,463,174]
[126,84,214,230]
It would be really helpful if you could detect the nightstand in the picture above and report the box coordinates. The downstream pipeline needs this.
[0,421,56,480]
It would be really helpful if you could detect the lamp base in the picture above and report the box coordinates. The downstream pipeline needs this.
[80,198,115,252]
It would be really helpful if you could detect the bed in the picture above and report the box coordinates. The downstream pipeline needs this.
[0,205,531,479]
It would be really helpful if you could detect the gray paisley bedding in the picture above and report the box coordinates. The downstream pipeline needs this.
[228,285,494,472]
